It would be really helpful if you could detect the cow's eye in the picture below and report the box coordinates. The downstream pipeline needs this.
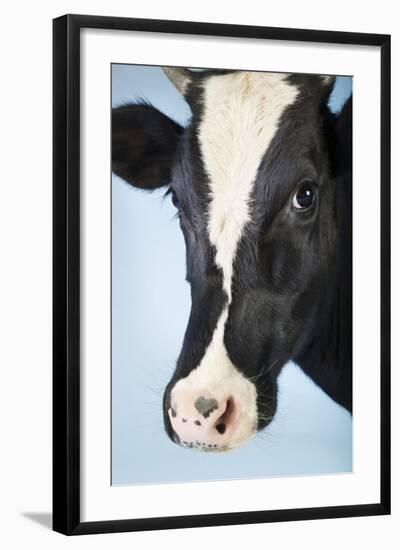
[170,189,182,211]
[292,182,316,210]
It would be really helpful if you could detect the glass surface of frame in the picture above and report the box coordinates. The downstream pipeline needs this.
[111,63,353,487]
[53,14,390,536]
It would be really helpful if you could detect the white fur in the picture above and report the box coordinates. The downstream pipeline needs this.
[170,309,258,449]
[199,71,299,300]
[171,72,299,448]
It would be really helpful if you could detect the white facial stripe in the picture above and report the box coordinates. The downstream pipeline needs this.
[171,73,299,447]
[199,71,299,300]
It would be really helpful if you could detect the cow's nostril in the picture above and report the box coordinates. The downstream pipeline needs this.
[214,397,234,435]
[216,423,226,434]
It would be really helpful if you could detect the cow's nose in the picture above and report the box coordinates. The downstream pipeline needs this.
[168,390,237,451]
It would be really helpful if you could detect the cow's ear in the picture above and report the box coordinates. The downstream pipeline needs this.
[112,103,183,190]
[334,96,352,176]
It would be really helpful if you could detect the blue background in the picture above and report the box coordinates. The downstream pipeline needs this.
[111,65,352,486]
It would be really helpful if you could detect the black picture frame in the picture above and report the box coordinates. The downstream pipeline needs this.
[53,13,391,536]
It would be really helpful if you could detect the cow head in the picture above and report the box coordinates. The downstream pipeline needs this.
[112,68,351,451]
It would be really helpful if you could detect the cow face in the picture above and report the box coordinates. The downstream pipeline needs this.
[112,69,349,451]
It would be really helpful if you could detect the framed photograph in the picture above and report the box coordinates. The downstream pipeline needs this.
[53,14,391,535]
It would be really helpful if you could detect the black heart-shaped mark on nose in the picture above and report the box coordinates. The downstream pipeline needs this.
[194,396,219,418]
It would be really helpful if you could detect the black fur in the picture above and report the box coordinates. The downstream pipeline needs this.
[112,72,352,443]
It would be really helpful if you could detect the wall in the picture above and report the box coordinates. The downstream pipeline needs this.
[0,1,398,549]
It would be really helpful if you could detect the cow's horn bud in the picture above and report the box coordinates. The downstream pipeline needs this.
[320,75,335,86]
[162,67,192,95]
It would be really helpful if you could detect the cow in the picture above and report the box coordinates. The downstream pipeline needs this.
[112,67,352,452]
